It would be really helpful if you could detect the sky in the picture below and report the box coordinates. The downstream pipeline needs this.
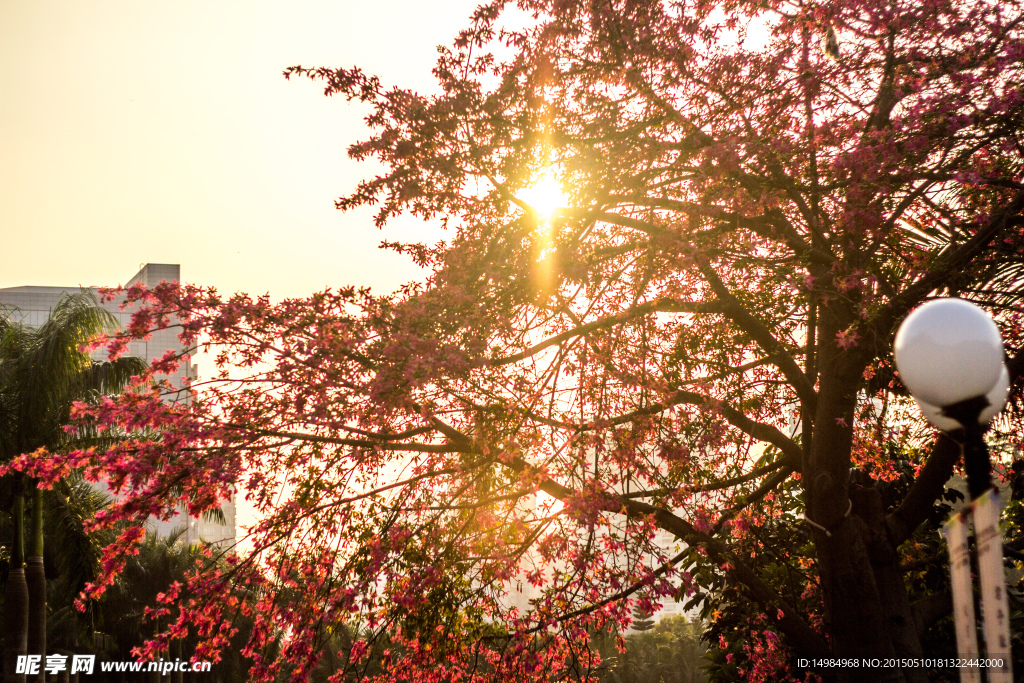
[1,0,484,299]
[1,0,489,546]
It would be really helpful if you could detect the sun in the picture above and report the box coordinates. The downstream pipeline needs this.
[518,169,568,223]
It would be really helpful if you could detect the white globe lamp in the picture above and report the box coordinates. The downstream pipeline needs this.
[912,364,1010,433]
[894,297,1006,500]
[893,298,1004,408]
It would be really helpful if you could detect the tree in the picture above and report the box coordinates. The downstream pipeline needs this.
[0,293,145,682]
[93,528,259,683]
[594,615,707,683]
[630,605,655,633]
[41,473,115,662]
[6,0,1024,681]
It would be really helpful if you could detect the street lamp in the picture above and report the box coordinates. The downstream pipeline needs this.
[893,297,1008,499]
[894,298,1014,682]
[912,366,1009,436]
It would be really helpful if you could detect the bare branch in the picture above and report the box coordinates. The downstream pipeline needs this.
[696,260,818,411]
[887,433,961,546]
[489,298,723,366]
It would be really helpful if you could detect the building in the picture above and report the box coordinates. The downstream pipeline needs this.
[0,263,236,548]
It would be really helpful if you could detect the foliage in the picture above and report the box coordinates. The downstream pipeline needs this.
[41,473,115,656]
[93,528,257,682]
[5,1,1024,682]
[0,292,147,460]
[630,604,655,633]
[595,615,708,683]
[0,291,147,679]
[694,475,820,683]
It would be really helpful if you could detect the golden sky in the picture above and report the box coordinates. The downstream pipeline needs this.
[1,0,480,298]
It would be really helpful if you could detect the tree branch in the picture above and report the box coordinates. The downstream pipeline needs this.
[626,497,829,658]
[235,426,459,453]
[592,388,802,467]
[489,298,723,366]
[621,460,790,499]
[887,433,961,546]
[492,452,828,657]
[340,406,811,652]
[872,187,1024,348]
[612,195,835,266]
[695,260,818,411]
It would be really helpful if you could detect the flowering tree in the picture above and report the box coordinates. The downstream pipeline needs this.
[6,0,1024,681]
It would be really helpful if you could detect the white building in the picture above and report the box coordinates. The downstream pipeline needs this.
[0,263,235,548]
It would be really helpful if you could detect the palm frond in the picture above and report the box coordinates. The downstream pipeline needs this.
[44,473,113,596]
[202,507,227,525]
[1,291,145,457]
[83,355,149,396]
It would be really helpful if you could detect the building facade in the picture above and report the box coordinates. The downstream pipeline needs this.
[0,263,235,548]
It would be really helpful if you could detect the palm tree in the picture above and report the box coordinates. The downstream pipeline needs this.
[95,527,198,676]
[1,292,146,683]
[44,473,115,660]
[96,528,259,683]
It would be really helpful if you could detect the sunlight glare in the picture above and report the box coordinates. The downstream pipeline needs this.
[518,169,568,224]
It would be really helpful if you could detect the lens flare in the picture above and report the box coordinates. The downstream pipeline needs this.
[518,169,567,224]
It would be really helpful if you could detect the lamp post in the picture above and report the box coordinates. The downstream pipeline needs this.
[894,298,1012,682]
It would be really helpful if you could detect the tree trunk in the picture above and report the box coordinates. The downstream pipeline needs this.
[24,557,46,683]
[807,325,927,682]
[170,640,183,683]
[26,486,45,683]
[2,567,29,683]
[3,493,28,683]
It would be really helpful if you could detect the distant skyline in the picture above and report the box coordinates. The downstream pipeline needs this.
[1,0,481,298]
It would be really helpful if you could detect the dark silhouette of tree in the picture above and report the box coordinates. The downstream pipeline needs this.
[43,474,115,660]
[630,605,655,633]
